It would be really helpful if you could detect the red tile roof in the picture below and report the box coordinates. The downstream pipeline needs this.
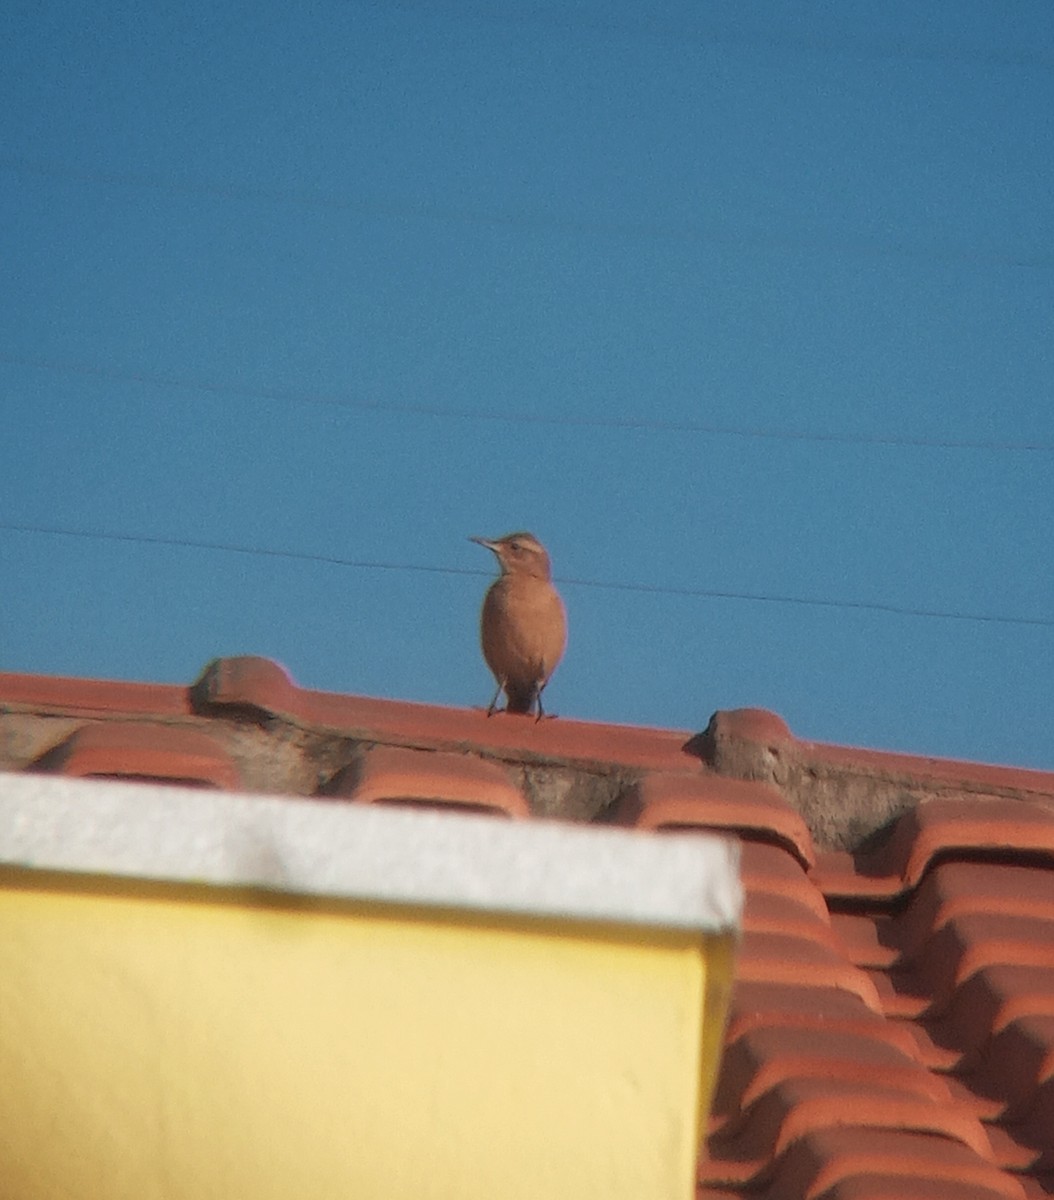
[3,654,1054,1199]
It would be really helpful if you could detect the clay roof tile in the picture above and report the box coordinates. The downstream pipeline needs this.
[30,721,241,789]
[323,744,530,818]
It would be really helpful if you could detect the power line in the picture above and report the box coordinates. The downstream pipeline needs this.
[2,155,1051,271]
[2,520,1051,629]
[4,352,1051,454]
[354,0,1054,74]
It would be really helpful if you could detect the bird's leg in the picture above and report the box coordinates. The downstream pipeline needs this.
[486,681,504,717]
[534,682,546,722]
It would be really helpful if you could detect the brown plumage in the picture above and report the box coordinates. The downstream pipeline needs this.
[470,531,567,719]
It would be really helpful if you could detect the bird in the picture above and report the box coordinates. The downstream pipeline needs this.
[469,531,567,720]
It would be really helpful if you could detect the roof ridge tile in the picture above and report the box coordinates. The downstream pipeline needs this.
[191,656,696,771]
[697,708,1054,802]
[0,669,190,718]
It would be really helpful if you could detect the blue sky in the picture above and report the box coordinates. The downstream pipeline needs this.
[2,1,1052,768]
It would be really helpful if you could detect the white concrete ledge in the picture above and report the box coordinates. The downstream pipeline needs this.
[0,772,741,933]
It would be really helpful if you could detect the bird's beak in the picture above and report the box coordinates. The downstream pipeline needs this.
[469,536,498,552]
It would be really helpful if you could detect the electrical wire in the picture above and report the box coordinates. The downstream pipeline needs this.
[352,0,1054,74]
[2,520,1050,629]
[3,353,1051,453]
[2,155,1050,271]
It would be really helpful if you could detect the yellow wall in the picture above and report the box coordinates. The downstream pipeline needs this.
[0,870,733,1200]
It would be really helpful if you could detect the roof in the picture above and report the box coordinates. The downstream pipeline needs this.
[3,654,1054,1200]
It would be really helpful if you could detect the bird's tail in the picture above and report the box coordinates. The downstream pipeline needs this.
[504,682,537,715]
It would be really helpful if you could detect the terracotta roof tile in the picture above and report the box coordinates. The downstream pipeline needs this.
[968,1015,1054,1119]
[764,1128,1027,1200]
[699,706,1054,802]
[0,668,190,718]
[712,1073,994,1167]
[29,721,241,789]
[740,842,831,923]
[981,1122,1042,1173]
[610,771,816,869]
[1015,1080,1054,1170]
[4,657,1054,1199]
[713,1026,951,1117]
[743,891,841,948]
[933,962,1054,1065]
[737,931,884,1012]
[885,862,1054,962]
[813,799,1054,900]
[323,744,530,818]
[809,1178,1025,1200]
[827,912,899,970]
[896,912,1054,1013]
[724,982,925,1063]
[192,655,696,771]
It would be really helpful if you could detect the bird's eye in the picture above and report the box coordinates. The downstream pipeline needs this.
[510,541,523,552]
